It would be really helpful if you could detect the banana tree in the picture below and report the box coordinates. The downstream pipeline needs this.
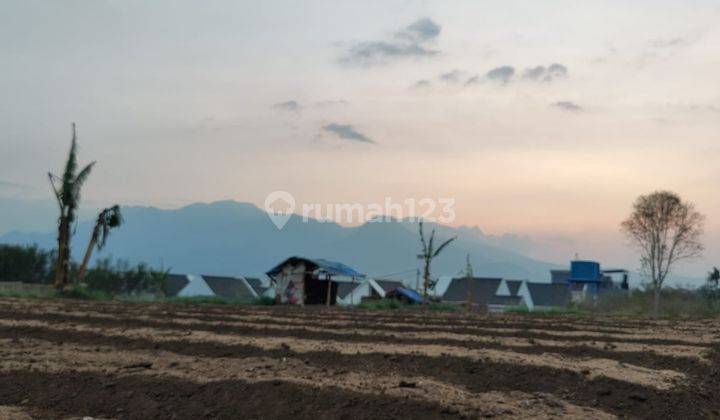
[77,205,123,282]
[417,220,456,304]
[48,124,95,290]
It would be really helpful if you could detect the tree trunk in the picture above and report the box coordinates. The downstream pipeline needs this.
[76,224,100,283]
[53,216,70,290]
[653,286,661,316]
[422,258,430,305]
[325,277,333,306]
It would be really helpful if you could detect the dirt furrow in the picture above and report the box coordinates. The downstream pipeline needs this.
[0,337,613,419]
[0,322,705,419]
[0,318,686,390]
[3,306,713,348]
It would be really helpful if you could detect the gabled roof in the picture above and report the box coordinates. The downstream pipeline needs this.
[202,275,256,301]
[337,281,365,299]
[178,274,214,297]
[266,256,365,278]
[550,270,571,284]
[164,274,190,297]
[244,277,268,295]
[374,279,405,293]
[526,282,570,307]
[506,280,523,295]
[443,277,503,305]
[496,279,524,297]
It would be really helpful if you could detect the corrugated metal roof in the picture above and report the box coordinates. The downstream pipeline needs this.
[374,279,405,293]
[202,275,256,301]
[164,274,189,297]
[266,256,365,278]
[506,280,523,295]
[244,277,268,295]
[443,277,503,305]
[526,282,570,307]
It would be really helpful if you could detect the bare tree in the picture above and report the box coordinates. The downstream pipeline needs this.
[620,191,704,314]
[77,205,123,282]
[417,220,456,304]
[48,124,96,290]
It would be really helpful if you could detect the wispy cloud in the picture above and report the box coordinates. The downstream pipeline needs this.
[315,100,348,108]
[273,100,301,111]
[322,123,375,144]
[522,63,568,82]
[341,18,441,66]
[412,79,432,89]
[649,37,691,49]
[464,75,480,85]
[439,69,464,84]
[486,66,515,84]
[551,101,582,112]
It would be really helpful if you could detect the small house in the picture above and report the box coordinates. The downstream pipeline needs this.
[266,256,365,305]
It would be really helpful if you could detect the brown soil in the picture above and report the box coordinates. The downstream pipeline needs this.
[1,298,719,419]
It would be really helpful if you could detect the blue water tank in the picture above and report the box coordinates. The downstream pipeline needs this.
[570,260,601,282]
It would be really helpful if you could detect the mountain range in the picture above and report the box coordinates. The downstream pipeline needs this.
[0,200,562,283]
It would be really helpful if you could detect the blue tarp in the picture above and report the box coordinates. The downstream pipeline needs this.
[390,287,423,304]
[266,256,365,278]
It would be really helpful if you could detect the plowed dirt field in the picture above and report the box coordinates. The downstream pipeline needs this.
[0,298,718,419]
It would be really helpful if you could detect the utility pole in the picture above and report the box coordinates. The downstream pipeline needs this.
[415,269,420,292]
[465,254,474,313]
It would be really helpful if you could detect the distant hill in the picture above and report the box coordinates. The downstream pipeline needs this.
[0,200,563,282]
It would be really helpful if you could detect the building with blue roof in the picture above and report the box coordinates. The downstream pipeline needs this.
[266,256,365,305]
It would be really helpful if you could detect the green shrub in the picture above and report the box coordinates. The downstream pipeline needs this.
[56,286,111,300]
[585,287,720,318]
[0,244,55,284]
[82,257,167,296]
[165,295,250,306]
[253,296,276,306]
[357,299,462,312]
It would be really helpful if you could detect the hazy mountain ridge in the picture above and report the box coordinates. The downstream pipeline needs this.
[0,200,563,282]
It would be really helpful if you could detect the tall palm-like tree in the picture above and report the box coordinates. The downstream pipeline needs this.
[418,220,456,304]
[76,205,123,282]
[49,123,95,289]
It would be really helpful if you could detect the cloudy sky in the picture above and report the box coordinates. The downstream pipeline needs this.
[1,0,720,277]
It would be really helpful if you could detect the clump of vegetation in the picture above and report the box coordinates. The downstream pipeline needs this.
[0,244,55,284]
[82,257,168,296]
[586,287,720,318]
[166,295,251,305]
[253,296,276,306]
[56,286,112,301]
[357,299,461,312]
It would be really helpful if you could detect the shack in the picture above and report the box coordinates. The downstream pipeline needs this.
[266,257,365,305]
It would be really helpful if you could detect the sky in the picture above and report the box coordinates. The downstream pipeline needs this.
[1,0,720,278]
